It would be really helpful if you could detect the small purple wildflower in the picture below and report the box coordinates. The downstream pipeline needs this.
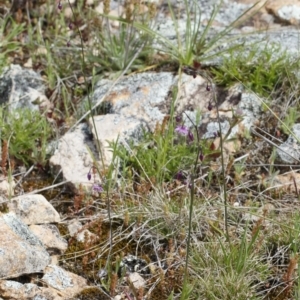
[87,171,92,181]
[188,131,194,142]
[57,1,62,10]
[175,115,182,123]
[175,125,189,136]
[92,183,103,193]
[208,101,213,111]
[175,171,184,181]
[213,131,220,138]
[68,22,73,30]
[199,153,204,161]
[206,83,211,91]
[67,40,71,47]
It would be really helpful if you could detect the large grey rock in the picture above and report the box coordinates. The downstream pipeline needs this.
[177,78,262,140]
[42,265,87,295]
[0,64,51,112]
[89,72,175,131]
[0,264,88,300]
[49,123,101,192]
[8,194,60,225]
[28,224,68,255]
[0,212,50,278]
[89,114,146,165]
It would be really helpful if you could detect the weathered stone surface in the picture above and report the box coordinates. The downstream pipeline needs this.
[67,219,98,243]
[49,123,101,192]
[0,281,41,300]
[29,224,68,255]
[89,72,175,131]
[89,114,146,165]
[0,273,87,300]
[127,272,146,290]
[266,0,300,25]
[0,64,51,112]
[175,74,212,117]
[0,212,50,278]
[277,123,300,164]
[8,194,60,225]
[177,79,261,142]
[42,265,87,297]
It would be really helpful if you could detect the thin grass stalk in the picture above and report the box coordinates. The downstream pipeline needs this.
[183,110,202,284]
[66,0,105,169]
[212,82,230,243]
[65,0,116,271]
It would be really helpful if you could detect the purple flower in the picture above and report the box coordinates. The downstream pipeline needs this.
[188,131,194,142]
[208,102,213,111]
[199,153,204,161]
[67,40,71,47]
[57,1,62,10]
[87,171,92,181]
[68,23,73,30]
[92,184,103,193]
[175,115,182,123]
[206,83,211,91]
[175,171,185,181]
[175,125,189,136]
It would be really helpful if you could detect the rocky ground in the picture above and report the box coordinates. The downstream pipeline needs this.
[1,0,300,299]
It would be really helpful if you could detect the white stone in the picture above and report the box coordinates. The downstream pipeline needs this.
[8,194,60,225]
[29,224,68,254]
[128,272,146,290]
[0,212,50,278]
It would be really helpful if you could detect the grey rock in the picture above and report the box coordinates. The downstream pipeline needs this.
[49,123,101,192]
[0,212,50,278]
[0,64,51,112]
[127,272,146,290]
[277,123,300,164]
[89,72,175,131]
[29,224,68,255]
[8,194,61,225]
[67,219,99,244]
[0,280,40,300]
[42,265,87,297]
[89,114,146,165]
[42,265,73,290]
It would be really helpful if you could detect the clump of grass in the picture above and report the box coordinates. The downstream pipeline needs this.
[89,2,155,76]
[0,107,53,166]
[116,0,263,68]
[211,43,299,97]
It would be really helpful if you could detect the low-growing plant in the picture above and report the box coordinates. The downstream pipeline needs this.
[89,12,154,75]
[211,43,298,97]
[0,19,23,73]
[107,0,264,68]
[281,107,300,135]
[0,107,53,166]
[114,115,223,186]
